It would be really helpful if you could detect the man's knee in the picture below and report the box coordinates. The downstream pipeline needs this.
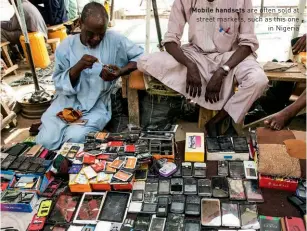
[64,126,97,143]
[248,68,269,92]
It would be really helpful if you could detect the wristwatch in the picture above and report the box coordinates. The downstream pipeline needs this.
[221,65,230,74]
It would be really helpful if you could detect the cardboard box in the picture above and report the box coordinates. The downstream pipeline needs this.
[69,173,92,193]
[259,174,298,192]
[8,173,48,194]
[0,190,38,213]
[185,133,205,162]
[0,170,15,192]
[90,173,113,191]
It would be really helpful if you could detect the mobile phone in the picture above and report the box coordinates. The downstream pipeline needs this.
[170,195,185,214]
[184,178,197,195]
[198,179,212,197]
[142,203,158,214]
[1,155,17,169]
[165,214,185,231]
[28,214,46,231]
[7,143,28,156]
[259,216,281,231]
[193,163,207,178]
[170,178,183,195]
[158,179,170,195]
[132,190,144,202]
[229,161,245,179]
[240,204,260,230]
[134,169,148,181]
[228,178,246,201]
[157,196,169,217]
[173,164,182,177]
[67,146,81,159]
[185,195,200,216]
[285,216,305,231]
[149,215,166,231]
[233,137,249,153]
[26,144,43,157]
[134,214,151,231]
[201,198,221,227]
[146,178,159,192]
[42,179,62,197]
[182,162,193,177]
[18,157,33,172]
[244,180,264,203]
[212,176,229,198]
[221,203,240,227]
[218,161,229,176]
[184,219,201,231]
[8,155,27,170]
[244,161,258,180]
[37,199,52,217]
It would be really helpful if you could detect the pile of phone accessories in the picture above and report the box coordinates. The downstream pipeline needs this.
[1,127,306,231]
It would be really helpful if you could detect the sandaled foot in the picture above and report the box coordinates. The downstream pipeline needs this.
[264,110,293,130]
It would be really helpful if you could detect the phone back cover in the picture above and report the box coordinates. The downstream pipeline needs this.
[259,215,281,231]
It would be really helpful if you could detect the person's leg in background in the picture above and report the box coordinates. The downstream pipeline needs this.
[1,29,23,61]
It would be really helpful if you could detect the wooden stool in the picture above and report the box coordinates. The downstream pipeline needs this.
[1,42,18,77]
[46,38,60,53]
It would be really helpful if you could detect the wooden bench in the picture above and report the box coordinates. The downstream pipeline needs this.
[124,62,306,129]
[1,42,18,78]
[46,38,60,53]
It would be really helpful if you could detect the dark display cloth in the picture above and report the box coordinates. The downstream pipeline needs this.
[175,141,306,217]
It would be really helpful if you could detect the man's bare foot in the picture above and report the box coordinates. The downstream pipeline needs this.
[264,109,293,130]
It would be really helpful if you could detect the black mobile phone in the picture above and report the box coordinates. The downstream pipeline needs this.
[198,179,212,197]
[229,161,245,179]
[134,214,151,231]
[18,157,34,172]
[165,214,185,231]
[218,161,229,176]
[212,176,229,198]
[8,155,27,170]
[1,155,17,169]
[170,195,185,214]
[218,136,234,152]
[135,169,148,181]
[232,137,249,153]
[185,195,201,216]
[182,162,192,177]
[184,219,201,231]
[170,178,183,195]
[141,203,158,214]
[183,178,197,195]
[7,143,28,156]
[193,163,207,178]
[157,196,169,217]
[172,164,182,177]
[66,146,80,159]
[158,179,170,195]
[132,190,144,202]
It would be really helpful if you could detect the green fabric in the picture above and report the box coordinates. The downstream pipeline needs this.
[64,0,78,20]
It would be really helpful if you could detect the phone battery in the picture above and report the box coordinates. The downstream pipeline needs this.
[228,178,246,200]
[229,161,245,178]
[221,203,240,227]
[239,204,260,230]
[244,180,264,203]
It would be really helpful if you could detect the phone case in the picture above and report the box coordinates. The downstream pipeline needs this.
[259,216,281,231]
[37,199,53,217]
[285,216,305,231]
[26,144,43,157]
[28,214,46,231]
[229,161,245,179]
[8,155,27,170]
[7,143,28,156]
[244,180,264,203]
[67,146,81,159]
[1,155,17,169]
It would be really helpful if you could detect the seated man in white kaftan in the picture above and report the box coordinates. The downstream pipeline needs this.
[137,0,269,136]
[36,2,144,150]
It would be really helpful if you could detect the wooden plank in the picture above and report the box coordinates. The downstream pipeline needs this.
[2,64,18,77]
[1,44,18,76]
[0,41,10,48]
[121,75,128,98]
[127,88,140,126]
[265,72,306,82]
[47,24,64,31]
[198,107,214,129]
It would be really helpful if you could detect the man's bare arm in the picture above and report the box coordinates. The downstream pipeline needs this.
[223,45,252,70]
